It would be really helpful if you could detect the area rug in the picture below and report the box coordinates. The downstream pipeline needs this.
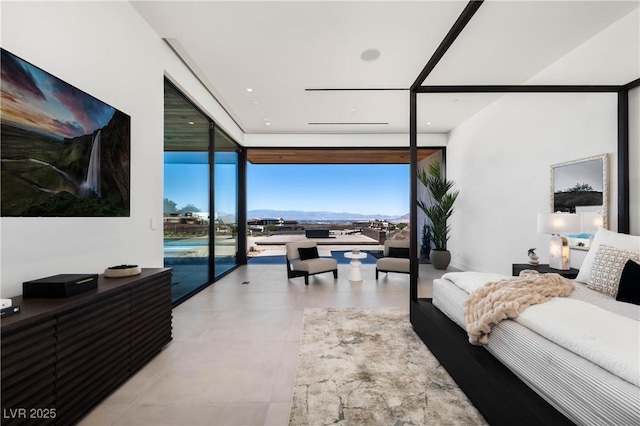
[289,307,487,425]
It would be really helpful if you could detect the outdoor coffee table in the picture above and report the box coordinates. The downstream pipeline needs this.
[343,252,368,282]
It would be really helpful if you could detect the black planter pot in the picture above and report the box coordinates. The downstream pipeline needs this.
[430,249,451,270]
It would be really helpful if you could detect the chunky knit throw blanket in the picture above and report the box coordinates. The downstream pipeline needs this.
[464,270,574,345]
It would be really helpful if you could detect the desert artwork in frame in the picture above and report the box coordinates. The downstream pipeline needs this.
[550,154,608,250]
[0,48,130,217]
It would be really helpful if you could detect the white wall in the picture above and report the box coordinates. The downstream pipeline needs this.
[446,10,639,275]
[447,93,617,274]
[0,1,241,297]
[244,133,447,148]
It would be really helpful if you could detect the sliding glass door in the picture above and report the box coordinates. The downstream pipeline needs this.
[163,81,211,302]
[213,128,239,278]
[164,80,244,303]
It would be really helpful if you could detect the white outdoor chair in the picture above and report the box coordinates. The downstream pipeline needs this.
[376,240,411,279]
[285,241,338,285]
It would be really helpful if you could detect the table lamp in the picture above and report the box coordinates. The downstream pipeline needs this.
[537,213,581,270]
[581,212,603,234]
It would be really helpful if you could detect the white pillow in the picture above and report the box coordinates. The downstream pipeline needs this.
[575,228,640,283]
[586,245,640,297]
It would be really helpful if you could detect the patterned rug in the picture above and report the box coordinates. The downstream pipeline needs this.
[289,307,487,425]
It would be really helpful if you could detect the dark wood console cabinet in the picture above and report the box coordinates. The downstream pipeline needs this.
[1,268,172,425]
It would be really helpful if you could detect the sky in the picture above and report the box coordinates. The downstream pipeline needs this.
[248,164,409,216]
[0,49,115,139]
[164,152,211,213]
[164,156,409,217]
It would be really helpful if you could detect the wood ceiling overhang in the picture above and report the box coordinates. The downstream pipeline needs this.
[164,82,209,151]
[165,80,239,152]
[246,148,437,165]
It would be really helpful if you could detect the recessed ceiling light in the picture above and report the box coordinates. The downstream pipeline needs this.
[253,101,259,105]
[427,122,432,125]
[350,107,358,112]
[188,121,195,125]
[360,49,381,61]
[246,87,253,92]
[265,122,271,126]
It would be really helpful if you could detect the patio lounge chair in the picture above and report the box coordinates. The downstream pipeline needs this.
[376,240,411,279]
[286,241,338,285]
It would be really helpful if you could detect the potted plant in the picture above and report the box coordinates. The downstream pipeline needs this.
[417,160,459,270]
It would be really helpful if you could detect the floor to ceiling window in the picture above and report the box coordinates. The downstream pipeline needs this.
[163,81,211,302]
[213,128,239,277]
[163,80,243,303]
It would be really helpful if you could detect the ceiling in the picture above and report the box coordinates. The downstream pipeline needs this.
[166,78,437,162]
[133,1,640,135]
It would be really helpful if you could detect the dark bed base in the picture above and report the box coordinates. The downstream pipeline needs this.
[411,298,575,426]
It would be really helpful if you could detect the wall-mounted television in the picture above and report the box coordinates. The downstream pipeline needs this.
[0,48,130,217]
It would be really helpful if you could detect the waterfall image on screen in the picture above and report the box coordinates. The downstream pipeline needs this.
[83,130,102,197]
[0,49,130,217]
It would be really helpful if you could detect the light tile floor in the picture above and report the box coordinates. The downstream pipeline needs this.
[79,263,448,426]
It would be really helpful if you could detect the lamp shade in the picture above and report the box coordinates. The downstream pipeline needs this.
[537,213,581,234]
[581,212,603,234]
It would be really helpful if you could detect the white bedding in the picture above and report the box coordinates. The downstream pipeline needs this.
[516,298,640,387]
[443,271,640,387]
[441,271,508,294]
[433,277,640,426]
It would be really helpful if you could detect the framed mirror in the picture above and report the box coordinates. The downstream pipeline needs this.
[551,154,608,250]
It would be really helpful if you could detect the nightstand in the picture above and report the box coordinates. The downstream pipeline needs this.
[512,263,579,279]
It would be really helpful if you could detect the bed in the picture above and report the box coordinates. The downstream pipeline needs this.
[424,228,640,426]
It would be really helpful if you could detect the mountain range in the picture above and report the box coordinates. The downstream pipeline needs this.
[244,209,409,223]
